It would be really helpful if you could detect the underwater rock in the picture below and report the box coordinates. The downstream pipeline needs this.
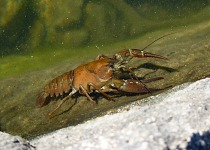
[0,0,37,54]
[30,78,210,149]
[0,0,23,27]
[0,0,209,53]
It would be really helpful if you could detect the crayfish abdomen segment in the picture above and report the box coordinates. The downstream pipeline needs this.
[46,71,73,97]
[36,70,74,107]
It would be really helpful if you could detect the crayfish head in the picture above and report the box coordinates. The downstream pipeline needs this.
[113,49,131,62]
[112,49,132,70]
[97,63,113,80]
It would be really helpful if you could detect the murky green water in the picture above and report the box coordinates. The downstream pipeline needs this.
[0,1,210,139]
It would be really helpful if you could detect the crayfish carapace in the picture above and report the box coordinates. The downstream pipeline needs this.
[36,33,173,117]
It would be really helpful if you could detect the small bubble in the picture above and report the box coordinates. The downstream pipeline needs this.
[95,45,99,49]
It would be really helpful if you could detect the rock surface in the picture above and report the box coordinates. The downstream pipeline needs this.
[0,132,35,150]
[1,77,210,150]
[2,77,205,150]
[1,77,210,149]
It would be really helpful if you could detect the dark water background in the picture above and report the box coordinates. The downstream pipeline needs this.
[0,0,210,139]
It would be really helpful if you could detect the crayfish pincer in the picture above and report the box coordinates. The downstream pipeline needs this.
[36,34,172,117]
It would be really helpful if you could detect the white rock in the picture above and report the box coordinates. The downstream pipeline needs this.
[0,132,35,150]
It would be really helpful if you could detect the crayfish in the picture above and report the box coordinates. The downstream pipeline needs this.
[37,34,172,117]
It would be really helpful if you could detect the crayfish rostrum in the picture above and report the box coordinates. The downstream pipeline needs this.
[37,34,171,117]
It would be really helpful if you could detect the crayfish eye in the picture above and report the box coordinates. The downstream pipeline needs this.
[109,63,114,68]
[114,54,123,61]
[113,54,117,59]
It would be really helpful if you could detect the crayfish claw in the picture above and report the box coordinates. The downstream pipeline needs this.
[129,49,168,60]
[109,78,163,94]
[114,49,168,64]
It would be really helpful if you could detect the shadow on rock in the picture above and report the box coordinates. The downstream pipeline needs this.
[138,63,177,73]
[186,131,210,150]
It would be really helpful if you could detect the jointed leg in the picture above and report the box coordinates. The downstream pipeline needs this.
[119,66,151,92]
[87,83,115,101]
[79,85,95,103]
[48,92,74,118]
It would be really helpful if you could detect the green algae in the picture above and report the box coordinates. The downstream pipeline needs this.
[0,46,99,78]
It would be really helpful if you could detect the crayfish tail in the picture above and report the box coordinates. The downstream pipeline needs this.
[36,92,49,107]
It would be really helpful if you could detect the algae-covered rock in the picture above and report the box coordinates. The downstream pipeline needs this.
[0,0,209,54]
[37,0,85,47]
[0,0,37,54]
[0,0,23,26]
[28,0,210,48]
[84,0,149,44]
[37,0,148,47]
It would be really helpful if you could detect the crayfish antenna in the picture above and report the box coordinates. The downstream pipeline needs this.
[36,91,49,107]
[141,32,176,51]
[128,32,177,60]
